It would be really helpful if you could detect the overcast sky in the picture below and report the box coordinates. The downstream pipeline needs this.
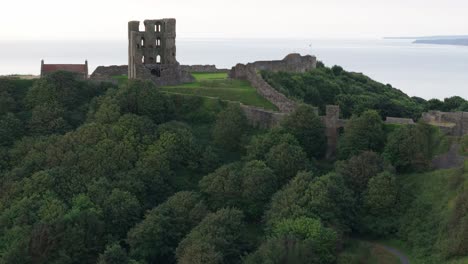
[1,0,467,40]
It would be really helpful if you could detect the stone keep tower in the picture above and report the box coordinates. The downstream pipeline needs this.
[128,19,193,85]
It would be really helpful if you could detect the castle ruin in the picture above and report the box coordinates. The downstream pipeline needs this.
[128,19,193,85]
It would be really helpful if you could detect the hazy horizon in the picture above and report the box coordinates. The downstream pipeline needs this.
[1,0,467,40]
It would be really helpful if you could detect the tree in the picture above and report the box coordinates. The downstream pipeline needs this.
[0,90,16,115]
[116,79,174,124]
[266,172,355,232]
[175,208,247,264]
[383,124,433,172]
[199,161,278,219]
[127,192,208,263]
[95,98,121,124]
[102,189,141,239]
[212,104,248,151]
[97,243,129,264]
[338,110,385,159]
[362,172,399,235]
[29,103,70,135]
[244,237,320,264]
[266,142,308,185]
[240,160,278,220]
[335,151,385,195]
[281,105,327,159]
[271,217,338,263]
[245,129,299,161]
[0,113,23,146]
[199,163,243,210]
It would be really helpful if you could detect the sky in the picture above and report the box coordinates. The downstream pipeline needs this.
[1,0,467,40]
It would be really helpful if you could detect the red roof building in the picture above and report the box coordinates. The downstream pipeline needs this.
[40,60,89,79]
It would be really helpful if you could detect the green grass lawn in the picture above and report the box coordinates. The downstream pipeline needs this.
[160,72,277,111]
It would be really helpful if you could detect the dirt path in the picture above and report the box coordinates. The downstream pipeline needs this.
[376,244,410,264]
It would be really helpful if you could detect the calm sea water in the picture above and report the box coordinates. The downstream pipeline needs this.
[0,38,467,100]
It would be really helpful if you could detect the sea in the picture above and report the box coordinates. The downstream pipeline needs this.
[0,38,467,100]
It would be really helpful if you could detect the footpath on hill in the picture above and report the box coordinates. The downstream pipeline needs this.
[375,243,410,264]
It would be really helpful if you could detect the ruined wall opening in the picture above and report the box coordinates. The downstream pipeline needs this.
[151,68,161,77]
[141,56,145,64]
[139,23,145,32]
[141,38,145,47]
[156,55,161,64]
[155,24,161,32]
[156,38,161,47]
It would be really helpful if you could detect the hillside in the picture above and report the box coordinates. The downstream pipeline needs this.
[395,158,468,263]
[1,71,467,264]
[262,63,468,118]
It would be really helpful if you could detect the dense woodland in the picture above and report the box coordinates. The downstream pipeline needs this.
[0,70,467,264]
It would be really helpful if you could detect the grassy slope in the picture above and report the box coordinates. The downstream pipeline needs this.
[393,158,468,264]
[160,73,277,110]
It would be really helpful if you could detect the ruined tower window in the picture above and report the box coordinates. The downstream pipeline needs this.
[156,55,161,64]
[155,24,161,32]
[141,38,145,47]
[149,57,155,63]
[156,38,161,47]
[141,56,145,64]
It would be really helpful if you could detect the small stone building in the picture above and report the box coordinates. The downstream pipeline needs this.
[40,60,88,79]
[128,19,193,85]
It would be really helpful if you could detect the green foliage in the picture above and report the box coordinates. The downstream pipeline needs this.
[175,208,248,264]
[102,189,141,239]
[281,105,327,158]
[97,243,130,264]
[212,104,248,151]
[266,142,309,185]
[384,123,436,172]
[338,110,385,159]
[0,113,24,146]
[265,172,355,232]
[116,79,174,124]
[261,66,424,119]
[362,172,399,236]
[336,151,385,195]
[127,192,208,263]
[199,161,278,220]
[243,237,320,264]
[396,164,468,262]
[245,129,299,161]
[271,217,338,263]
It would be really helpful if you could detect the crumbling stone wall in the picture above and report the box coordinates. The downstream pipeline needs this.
[240,104,287,129]
[90,65,128,80]
[181,65,229,73]
[385,117,415,125]
[422,111,468,136]
[229,54,316,113]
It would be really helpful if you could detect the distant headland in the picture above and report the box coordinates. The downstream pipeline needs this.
[385,35,468,46]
